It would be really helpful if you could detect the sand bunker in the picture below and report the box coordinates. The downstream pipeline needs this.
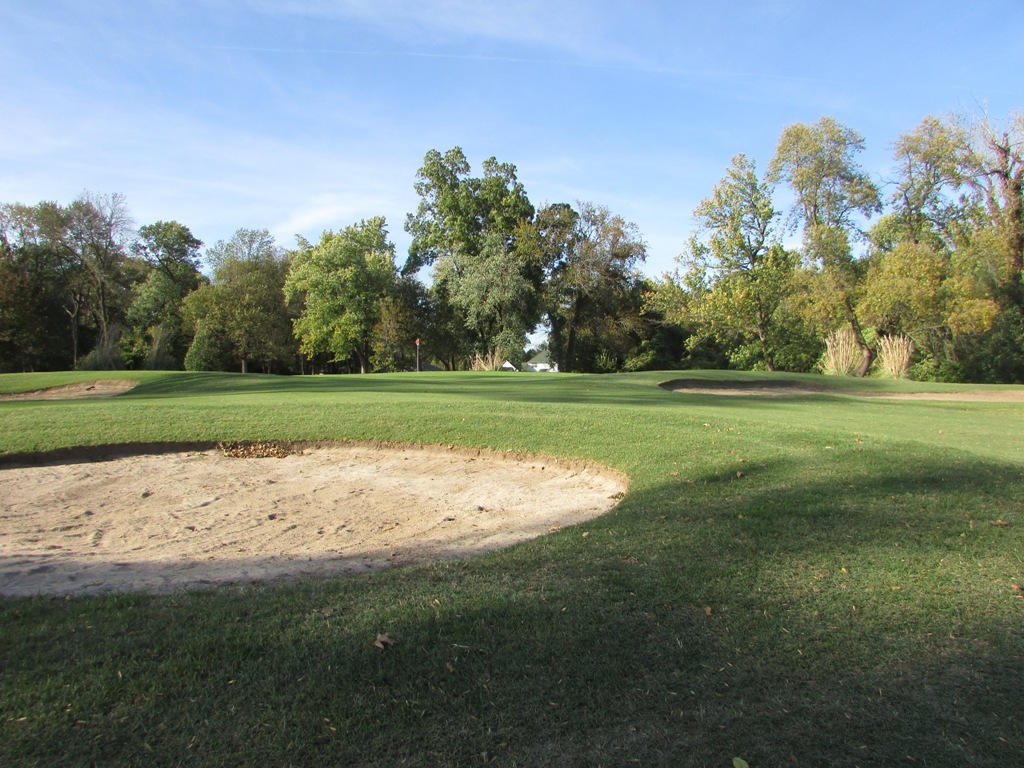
[0,443,627,598]
[662,379,1024,402]
[0,379,137,401]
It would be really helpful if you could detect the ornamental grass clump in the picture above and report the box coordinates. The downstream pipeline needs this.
[876,334,915,378]
[819,328,862,376]
[471,349,509,371]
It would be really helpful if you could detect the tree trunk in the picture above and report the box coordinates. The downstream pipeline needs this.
[1004,173,1024,283]
[756,302,775,371]
[855,346,873,377]
[63,296,82,368]
[845,295,874,377]
[563,298,582,373]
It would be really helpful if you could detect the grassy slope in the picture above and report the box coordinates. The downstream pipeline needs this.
[1,370,1022,767]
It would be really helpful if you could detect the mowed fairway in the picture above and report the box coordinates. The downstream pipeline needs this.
[1,370,1022,767]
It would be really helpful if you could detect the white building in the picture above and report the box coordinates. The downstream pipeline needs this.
[525,351,558,373]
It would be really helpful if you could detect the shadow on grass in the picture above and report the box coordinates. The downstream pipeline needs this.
[125,371,659,405]
[124,370,864,411]
[1,449,1021,766]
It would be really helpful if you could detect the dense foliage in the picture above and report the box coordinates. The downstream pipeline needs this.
[649,112,1024,382]
[2,111,1022,380]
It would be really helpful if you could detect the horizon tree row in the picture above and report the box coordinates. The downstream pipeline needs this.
[647,110,1024,382]
[2,108,1022,382]
[0,158,675,375]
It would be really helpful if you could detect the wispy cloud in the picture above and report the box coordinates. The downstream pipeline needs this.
[0,92,419,249]
[201,45,606,69]
[243,0,643,67]
[4,0,1018,278]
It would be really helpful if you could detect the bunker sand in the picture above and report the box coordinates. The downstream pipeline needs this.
[0,443,627,597]
[662,378,1024,402]
[0,379,137,400]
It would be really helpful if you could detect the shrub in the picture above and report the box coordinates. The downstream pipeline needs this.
[77,330,125,371]
[184,326,234,372]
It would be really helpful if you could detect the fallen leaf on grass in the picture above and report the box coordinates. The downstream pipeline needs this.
[373,634,397,650]
[734,758,750,768]
[991,520,1010,527]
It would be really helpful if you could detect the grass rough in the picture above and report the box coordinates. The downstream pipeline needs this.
[1,370,1022,767]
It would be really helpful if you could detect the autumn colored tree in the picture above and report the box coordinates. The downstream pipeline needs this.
[682,155,799,370]
[768,117,881,374]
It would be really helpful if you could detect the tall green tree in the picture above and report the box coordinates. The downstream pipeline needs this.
[404,148,535,275]
[59,192,136,358]
[184,228,295,373]
[124,221,204,368]
[135,221,203,286]
[27,201,92,366]
[0,194,136,368]
[405,148,539,363]
[538,202,648,372]
[370,281,422,372]
[679,154,799,370]
[418,280,473,371]
[0,204,73,371]
[436,228,544,364]
[768,116,882,373]
[285,217,399,374]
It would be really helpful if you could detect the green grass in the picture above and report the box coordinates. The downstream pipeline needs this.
[1,370,1022,767]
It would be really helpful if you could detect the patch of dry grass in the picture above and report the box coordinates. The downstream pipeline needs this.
[875,334,915,378]
[820,328,863,376]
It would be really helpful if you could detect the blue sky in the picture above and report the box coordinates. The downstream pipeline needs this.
[2,1,1022,278]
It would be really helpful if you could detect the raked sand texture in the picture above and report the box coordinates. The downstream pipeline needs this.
[0,444,626,597]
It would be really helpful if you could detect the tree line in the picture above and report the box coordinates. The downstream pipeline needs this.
[0,150,667,375]
[648,112,1024,382]
[2,110,1022,381]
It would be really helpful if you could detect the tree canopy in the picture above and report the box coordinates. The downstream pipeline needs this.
[285,217,400,374]
[3,108,1024,381]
